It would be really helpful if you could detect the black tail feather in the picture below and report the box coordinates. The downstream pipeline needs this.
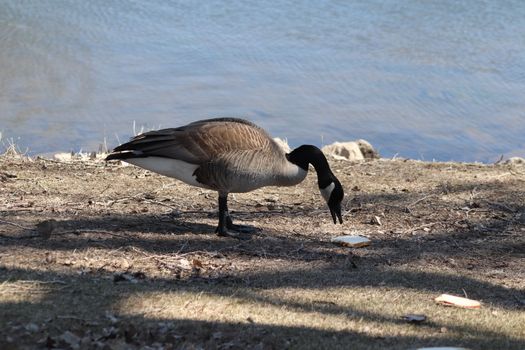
[105,151,146,161]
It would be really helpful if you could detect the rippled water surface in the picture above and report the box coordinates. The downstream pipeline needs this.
[1,1,525,161]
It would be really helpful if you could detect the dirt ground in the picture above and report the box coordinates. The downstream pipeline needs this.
[0,153,524,350]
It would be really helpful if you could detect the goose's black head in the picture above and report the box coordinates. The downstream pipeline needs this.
[320,175,344,224]
[287,145,344,224]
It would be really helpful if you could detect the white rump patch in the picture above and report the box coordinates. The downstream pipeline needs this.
[320,182,335,203]
[125,157,205,188]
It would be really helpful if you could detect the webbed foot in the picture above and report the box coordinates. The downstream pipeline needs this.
[216,226,252,240]
[226,216,260,234]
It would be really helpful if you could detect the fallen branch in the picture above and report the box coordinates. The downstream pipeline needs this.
[484,200,515,213]
[402,222,437,234]
[493,154,504,165]
[0,218,32,230]
[406,194,438,209]
[0,233,38,240]
[451,238,467,252]
[0,228,133,241]
[60,229,132,240]
[17,280,68,285]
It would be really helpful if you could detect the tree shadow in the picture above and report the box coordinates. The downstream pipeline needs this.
[1,265,524,349]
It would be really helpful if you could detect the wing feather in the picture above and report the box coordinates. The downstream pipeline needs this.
[107,118,279,164]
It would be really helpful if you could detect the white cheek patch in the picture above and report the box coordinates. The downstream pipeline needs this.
[320,182,335,203]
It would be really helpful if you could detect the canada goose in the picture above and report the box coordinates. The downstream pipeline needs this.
[106,118,344,238]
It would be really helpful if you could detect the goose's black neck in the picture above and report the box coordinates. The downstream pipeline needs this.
[286,145,333,188]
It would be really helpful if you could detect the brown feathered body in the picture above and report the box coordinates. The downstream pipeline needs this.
[108,118,307,194]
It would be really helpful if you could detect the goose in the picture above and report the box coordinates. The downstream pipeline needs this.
[106,118,344,238]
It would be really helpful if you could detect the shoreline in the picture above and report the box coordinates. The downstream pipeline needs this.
[2,131,523,165]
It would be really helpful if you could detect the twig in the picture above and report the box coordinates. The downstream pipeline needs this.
[60,229,132,240]
[513,295,525,306]
[38,157,79,164]
[179,250,223,257]
[56,315,87,321]
[105,195,142,207]
[143,199,179,210]
[35,181,48,193]
[0,289,50,295]
[451,238,467,252]
[484,200,515,213]
[130,246,180,262]
[402,222,437,234]
[1,208,34,212]
[0,229,134,241]
[177,210,216,215]
[0,218,32,230]
[292,243,304,254]
[131,245,220,261]
[176,240,189,255]
[493,154,504,165]
[407,194,437,208]
[99,184,112,195]
[17,280,68,285]
[0,233,38,240]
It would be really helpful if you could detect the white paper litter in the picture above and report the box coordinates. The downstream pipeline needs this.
[331,235,371,248]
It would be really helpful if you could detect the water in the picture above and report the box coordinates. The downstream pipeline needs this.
[1,0,524,162]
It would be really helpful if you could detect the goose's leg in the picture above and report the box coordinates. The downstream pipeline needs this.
[222,195,258,233]
[216,194,250,239]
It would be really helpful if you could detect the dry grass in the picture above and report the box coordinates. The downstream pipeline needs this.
[0,156,524,349]
[0,133,29,160]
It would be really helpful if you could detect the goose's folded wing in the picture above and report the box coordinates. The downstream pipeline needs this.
[109,128,203,163]
[108,119,277,163]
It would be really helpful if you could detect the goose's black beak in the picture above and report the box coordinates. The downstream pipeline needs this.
[329,202,343,224]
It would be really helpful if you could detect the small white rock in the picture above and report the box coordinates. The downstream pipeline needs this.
[402,314,426,323]
[504,157,525,165]
[25,323,39,332]
[60,331,81,349]
[53,152,73,162]
[322,140,379,161]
